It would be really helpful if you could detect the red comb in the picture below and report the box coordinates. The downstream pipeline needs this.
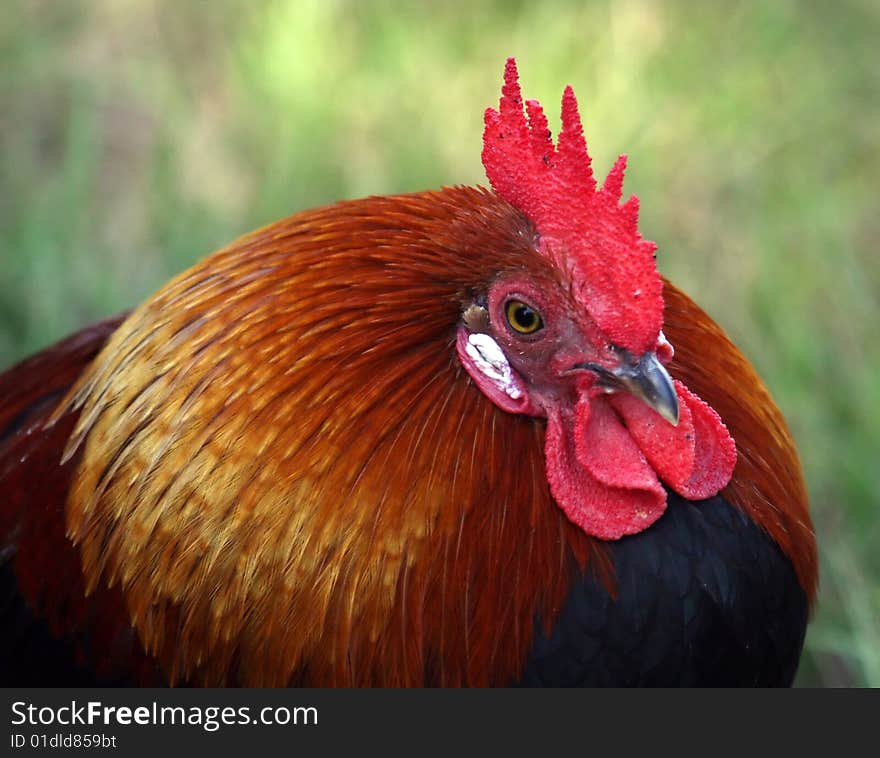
[482,58,663,355]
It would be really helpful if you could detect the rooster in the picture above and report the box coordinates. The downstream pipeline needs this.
[0,59,816,686]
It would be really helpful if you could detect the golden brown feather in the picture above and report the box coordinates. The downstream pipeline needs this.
[0,188,815,686]
[52,188,604,685]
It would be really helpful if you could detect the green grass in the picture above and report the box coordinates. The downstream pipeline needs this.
[1,0,877,686]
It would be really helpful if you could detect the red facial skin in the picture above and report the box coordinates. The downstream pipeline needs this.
[456,274,605,414]
[457,272,736,541]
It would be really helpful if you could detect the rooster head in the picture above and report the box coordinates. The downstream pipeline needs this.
[457,58,737,540]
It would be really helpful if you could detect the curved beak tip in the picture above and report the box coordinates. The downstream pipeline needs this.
[570,350,680,426]
[658,398,680,427]
[642,354,680,426]
[610,350,680,427]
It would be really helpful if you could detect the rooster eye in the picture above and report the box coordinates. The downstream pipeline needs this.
[505,300,543,335]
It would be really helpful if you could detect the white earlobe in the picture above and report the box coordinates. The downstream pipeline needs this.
[465,333,523,400]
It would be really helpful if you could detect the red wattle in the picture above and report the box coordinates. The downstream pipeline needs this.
[609,379,736,502]
[670,382,737,500]
[610,382,696,492]
[543,380,736,541]
[544,405,667,540]
[574,395,659,491]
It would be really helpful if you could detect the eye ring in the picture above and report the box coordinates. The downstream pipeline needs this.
[504,299,544,335]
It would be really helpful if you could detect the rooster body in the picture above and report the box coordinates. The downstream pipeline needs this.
[0,63,816,686]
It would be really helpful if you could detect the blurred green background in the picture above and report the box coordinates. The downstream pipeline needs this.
[1,0,877,686]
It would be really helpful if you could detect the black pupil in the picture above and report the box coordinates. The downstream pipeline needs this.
[515,305,536,329]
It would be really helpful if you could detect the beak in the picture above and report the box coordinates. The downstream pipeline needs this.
[572,351,680,426]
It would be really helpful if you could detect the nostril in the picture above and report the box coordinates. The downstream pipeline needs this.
[567,361,619,389]
[608,344,632,360]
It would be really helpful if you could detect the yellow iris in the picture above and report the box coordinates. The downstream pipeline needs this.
[505,300,543,334]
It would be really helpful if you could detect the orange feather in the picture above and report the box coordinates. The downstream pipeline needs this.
[1,188,815,685]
